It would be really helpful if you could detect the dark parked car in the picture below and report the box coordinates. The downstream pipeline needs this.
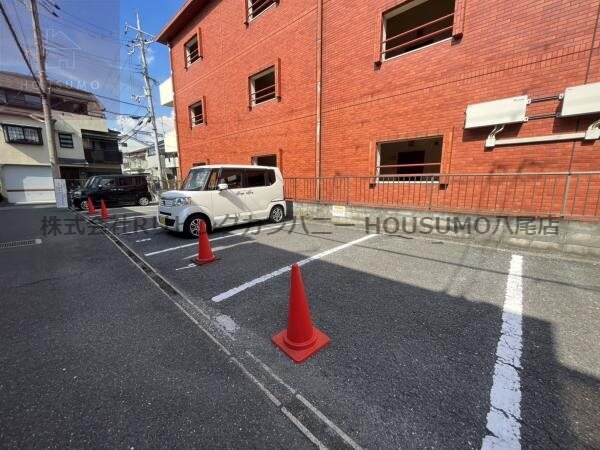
[72,175,152,210]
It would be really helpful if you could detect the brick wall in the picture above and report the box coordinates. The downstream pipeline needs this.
[320,0,600,177]
[166,0,600,185]
[169,1,318,179]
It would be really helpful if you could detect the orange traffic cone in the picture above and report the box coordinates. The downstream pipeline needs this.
[194,220,218,265]
[87,196,96,215]
[272,264,330,363]
[100,199,110,220]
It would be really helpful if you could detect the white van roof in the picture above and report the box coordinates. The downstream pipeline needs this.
[190,164,278,170]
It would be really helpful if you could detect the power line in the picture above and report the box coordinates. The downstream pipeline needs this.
[103,108,144,116]
[11,0,30,56]
[59,5,122,37]
[45,47,140,73]
[0,0,42,92]
[94,92,148,109]
[39,10,130,44]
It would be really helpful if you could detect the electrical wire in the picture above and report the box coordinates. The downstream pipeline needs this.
[94,92,147,109]
[0,0,42,92]
[10,0,31,57]
[59,4,122,37]
[39,10,129,44]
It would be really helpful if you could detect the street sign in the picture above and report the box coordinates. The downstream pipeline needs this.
[53,178,68,208]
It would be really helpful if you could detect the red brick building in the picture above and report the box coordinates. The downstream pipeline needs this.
[158,0,600,217]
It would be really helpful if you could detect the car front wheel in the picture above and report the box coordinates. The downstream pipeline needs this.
[79,199,88,211]
[184,214,210,238]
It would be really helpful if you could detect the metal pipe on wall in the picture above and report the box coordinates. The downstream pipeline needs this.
[315,0,323,200]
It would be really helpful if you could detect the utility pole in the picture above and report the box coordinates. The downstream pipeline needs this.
[125,13,164,190]
[30,0,60,180]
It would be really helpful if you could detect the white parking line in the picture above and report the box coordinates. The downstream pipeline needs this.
[212,234,377,303]
[105,219,359,450]
[482,254,523,450]
[144,224,286,257]
[135,238,152,243]
[104,214,155,224]
[182,240,256,259]
[119,227,162,235]
[175,263,197,271]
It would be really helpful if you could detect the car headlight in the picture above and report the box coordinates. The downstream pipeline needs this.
[173,197,192,206]
[73,190,82,196]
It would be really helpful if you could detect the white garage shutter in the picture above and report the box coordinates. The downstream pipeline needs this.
[3,165,55,204]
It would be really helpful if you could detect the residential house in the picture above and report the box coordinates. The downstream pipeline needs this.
[0,71,121,203]
[120,136,179,185]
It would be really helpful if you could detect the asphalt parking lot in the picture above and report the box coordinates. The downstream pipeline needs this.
[78,203,600,449]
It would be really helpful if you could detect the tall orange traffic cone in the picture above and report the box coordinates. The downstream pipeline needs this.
[100,199,110,220]
[194,220,218,265]
[87,196,96,215]
[272,264,330,363]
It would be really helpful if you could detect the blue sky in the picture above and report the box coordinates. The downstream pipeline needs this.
[0,0,185,135]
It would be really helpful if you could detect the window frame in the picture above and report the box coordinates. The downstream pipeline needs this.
[2,124,43,145]
[379,0,456,63]
[189,99,205,127]
[58,132,74,149]
[248,61,280,109]
[246,0,279,24]
[1,90,42,110]
[184,30,203,68]
[376,136,443,184]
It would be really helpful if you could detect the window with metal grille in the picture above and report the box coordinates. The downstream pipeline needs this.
[382,0,455,61]
[377,137,442,182]
[249,67,276,107]
[189,101,204,126]
[58,132,74,148]
[185,35,201,66]
[2,124,43,145]
[248,0,277,21]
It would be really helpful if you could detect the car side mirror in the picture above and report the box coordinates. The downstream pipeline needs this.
[217,183,228,191]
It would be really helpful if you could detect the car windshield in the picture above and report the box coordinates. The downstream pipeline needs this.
[181,168,211,191]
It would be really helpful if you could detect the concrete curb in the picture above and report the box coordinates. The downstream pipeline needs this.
[289,201,600,258]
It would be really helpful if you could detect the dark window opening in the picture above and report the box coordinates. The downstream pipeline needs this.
[51,98,88,115]
[378,137,442,182]
[1,89,42,110]
[190,101,204,126]
[245,169,269,187]
[382,0,455,60]
[58,132,74,148]
[250,67,276,107]
[252,154,277,167]
[185,35,201,66]
[248,0,277,21]
[82,132,122,164]
[2,124,43,145]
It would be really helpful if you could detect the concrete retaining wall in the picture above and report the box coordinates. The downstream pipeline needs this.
[289,201,600,258]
